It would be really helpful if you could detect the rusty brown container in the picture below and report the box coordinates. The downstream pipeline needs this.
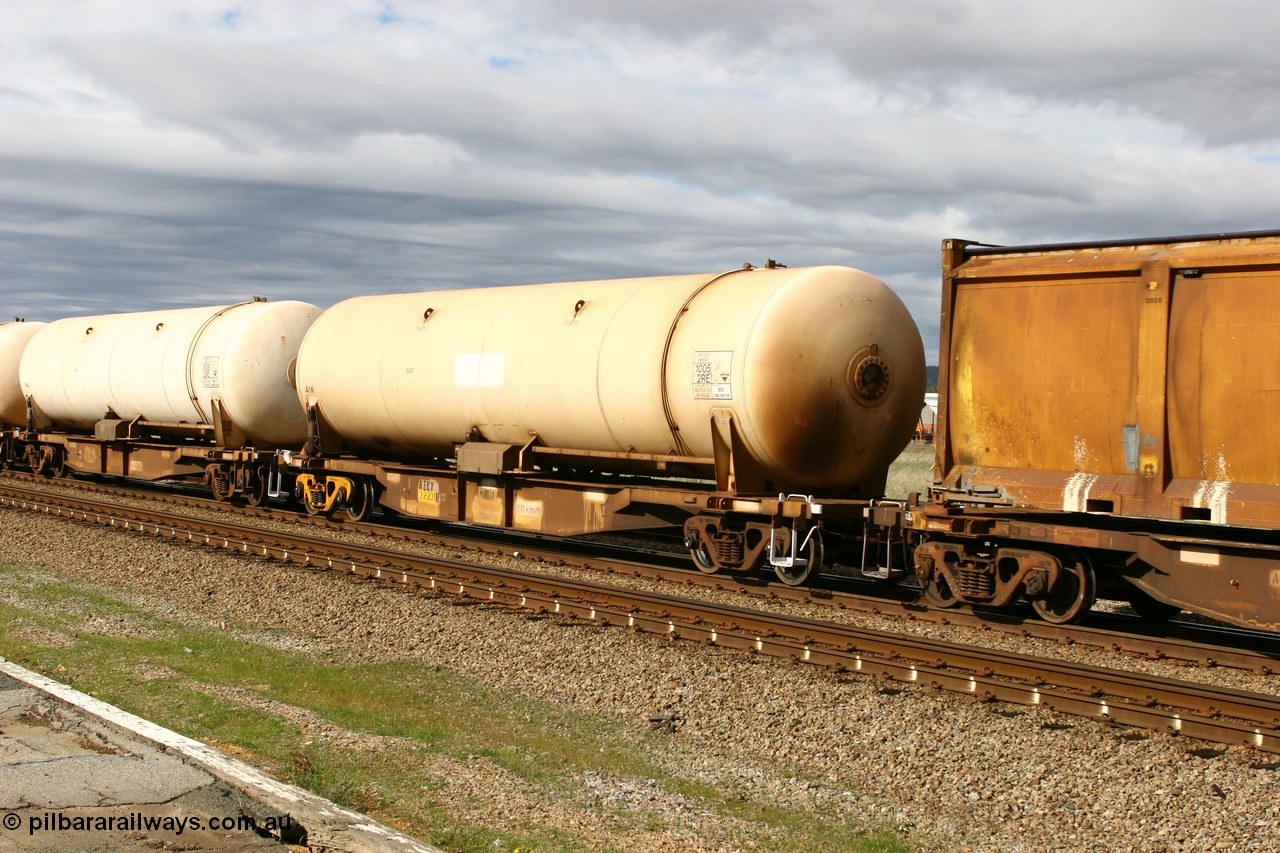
[935,232,1280,530]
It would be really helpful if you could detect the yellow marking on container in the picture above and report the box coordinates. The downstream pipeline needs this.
[710,630,718,643]
[416,479,442,517]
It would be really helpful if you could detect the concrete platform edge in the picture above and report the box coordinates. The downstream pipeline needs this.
[0,657,445,853]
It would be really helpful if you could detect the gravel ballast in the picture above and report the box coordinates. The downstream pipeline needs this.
[0,496,1278,852]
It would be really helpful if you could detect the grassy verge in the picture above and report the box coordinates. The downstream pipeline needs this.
[0,563,908,853]
[885,442,935,499]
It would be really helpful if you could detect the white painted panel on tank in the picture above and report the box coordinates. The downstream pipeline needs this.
[202,356,221,388]
[454,353,505,388]
[693,351,734,400]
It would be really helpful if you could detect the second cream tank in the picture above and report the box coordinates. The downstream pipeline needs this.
[294,265,925,493]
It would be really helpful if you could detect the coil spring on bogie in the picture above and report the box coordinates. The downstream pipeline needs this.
[713,536,744,567]
[958,566,995,599]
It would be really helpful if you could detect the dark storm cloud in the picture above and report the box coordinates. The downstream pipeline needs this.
[0,157,776,321]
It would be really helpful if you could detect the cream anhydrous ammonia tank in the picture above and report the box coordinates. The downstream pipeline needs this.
[296,266,925,493]
[0,320,46,427]
[20,301,321,447]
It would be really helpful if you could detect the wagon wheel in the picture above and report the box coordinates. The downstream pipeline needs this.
[688,540,718,574]
[1032,555,1096,624]
[922,572,959,609]
[342,478,375,522]
[46,450,69,479]
[774,529,824,587]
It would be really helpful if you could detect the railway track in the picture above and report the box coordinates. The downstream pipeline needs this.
[2,479,1278,755]
[5,472,1279,676]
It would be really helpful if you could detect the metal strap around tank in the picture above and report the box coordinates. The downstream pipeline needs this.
[658,268,752,458]
[184,301,254,424]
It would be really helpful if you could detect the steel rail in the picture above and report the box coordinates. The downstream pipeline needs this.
[4,472,1279,674]
[2,484,1279,754]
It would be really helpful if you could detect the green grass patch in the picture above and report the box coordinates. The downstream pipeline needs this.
[0,563,910,853]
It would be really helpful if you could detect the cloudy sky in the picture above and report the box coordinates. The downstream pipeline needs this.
[4,0,1280,356]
